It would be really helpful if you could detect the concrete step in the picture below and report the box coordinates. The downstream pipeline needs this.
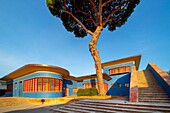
[139,87,165,90]
[139,100,170,103]
[52,108,73,113]
[82,100,170,108]
[139,97,170,100]
[59,107,92,113]
[139,90,165,93]
[139,93,168,96]
[52,99,170,112]
[139,95,169,98]
[61,105,119,113]
[66,104,153,113]
[75,102,170,112]
[139,92,168,95]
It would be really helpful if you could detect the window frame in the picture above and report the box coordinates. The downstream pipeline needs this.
[109,66,131,75]
[117,83,122,88]
[24,77,62,92]
[124,82,130,88]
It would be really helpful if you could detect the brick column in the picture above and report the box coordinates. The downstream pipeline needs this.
[129,66,138,102]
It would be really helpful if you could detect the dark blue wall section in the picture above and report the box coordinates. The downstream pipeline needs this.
[146,65,170,97]
[107,73,130,96]
[103,62,133,96]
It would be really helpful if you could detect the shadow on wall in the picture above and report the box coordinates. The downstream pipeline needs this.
[63,80,73,96]
[107,74,130,96]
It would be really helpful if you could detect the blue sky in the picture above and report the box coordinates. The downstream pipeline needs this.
[0,0,170,78]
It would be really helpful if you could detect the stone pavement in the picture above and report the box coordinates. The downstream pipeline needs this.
[0,103,58,113]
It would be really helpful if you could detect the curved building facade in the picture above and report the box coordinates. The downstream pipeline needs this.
[2,64,69,98]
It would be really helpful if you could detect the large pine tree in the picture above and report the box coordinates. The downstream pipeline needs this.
[46,0,140,96]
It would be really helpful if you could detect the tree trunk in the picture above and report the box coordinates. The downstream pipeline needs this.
[89,26,106,96]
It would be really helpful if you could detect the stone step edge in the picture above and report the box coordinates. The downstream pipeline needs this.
[72,102,170,112]
[81,100,170,107]
[64,104,153,113]
[60,105,118,113]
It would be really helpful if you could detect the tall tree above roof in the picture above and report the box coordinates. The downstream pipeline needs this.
[46,0,140,96]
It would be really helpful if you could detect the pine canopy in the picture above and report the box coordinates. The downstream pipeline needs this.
[46,0,140,37]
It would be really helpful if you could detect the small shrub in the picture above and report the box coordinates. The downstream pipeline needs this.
[83,88,90,96]
[77,89,84,96]
[77,88,98,96]
[89,88,98,96]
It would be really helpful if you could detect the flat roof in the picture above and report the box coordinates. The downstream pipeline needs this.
[101,55,141,70]
[1,64,69,81]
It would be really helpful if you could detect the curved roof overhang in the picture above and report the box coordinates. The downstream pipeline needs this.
[101,55,141,70]
[1,64,69,81]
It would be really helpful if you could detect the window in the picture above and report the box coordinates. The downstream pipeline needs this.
[49,78,54,91]
[24,77,62,92]
[38,78,42,92]
[55,79,60,91]
[110,66,130,75]
[124,83,129,87]
[84,82,108,93]
[43,78,48,91]
[84,82,98,89]
[117,83,122,88]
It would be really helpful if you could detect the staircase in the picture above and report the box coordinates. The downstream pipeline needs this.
[51,99,170,112]
[137,70,170,103]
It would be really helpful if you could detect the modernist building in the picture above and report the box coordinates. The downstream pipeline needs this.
[1,55,170,102]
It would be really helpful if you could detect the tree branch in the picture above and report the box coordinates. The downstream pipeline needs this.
[62,10,93,35]
[90,0,99,21]
[99,0,103,26]
[85,18,98,27]
[102,0,114,8]
[74,10,98,27]
[103,0,128,26]
[63,0,67,10]
[103,9,120,26]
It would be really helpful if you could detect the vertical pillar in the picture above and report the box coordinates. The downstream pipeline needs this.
[129,66,138,102]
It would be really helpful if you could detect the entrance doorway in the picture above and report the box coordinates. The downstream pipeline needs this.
[19,81,22,97]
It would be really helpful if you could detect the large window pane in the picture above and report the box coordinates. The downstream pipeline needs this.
[49,78,54,91]
[55,79,59,91]
[34,78,37,92]
[38,78,42,91]
[59,80,62,92]
[43,78,48,91]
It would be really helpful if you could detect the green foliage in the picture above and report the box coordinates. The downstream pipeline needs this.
[46,0,140,37]
[83,88,90,96]
[77,89,84,96]
[89,88,98,96]
[77,88,98,96]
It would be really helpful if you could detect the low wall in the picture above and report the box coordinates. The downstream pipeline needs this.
[0,97,29,107]
[146,63,170,97]
[0,97,73,107]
